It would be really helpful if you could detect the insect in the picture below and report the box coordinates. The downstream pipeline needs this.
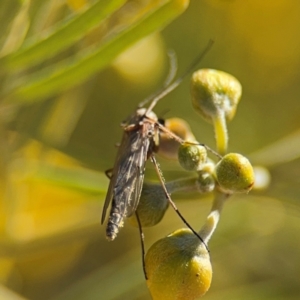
[101,41,214,248]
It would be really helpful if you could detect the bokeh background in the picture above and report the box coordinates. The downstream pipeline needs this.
[0,0,300,299]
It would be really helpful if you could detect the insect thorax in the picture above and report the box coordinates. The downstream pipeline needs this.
[136,108,158,122]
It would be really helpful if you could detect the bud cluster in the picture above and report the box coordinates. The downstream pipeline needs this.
[141,69,257,299]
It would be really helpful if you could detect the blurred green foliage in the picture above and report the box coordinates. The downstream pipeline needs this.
[0,0,300,299]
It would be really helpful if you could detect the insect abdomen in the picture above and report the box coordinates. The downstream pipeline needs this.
[106,206,124,241]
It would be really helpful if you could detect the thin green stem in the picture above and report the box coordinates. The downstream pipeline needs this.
[212,112,228,155]
[165,176,198,193]
[199,191,229,244]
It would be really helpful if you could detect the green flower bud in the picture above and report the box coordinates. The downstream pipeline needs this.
[128,174,209,228]
[128,183,168,227]
[196,170,215,193]
[215,153,255,193]
[159,118,196,160]
[191,69,242,122]
[146,228,212,300]
[178,143,207,171]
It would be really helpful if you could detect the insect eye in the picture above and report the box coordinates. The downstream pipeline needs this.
[158,118,165,126]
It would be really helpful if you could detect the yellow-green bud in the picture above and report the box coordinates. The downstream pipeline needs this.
[128,183,168,227]
[159,118,196,160]
[146,228,212,300]
[215,153,255,193]
[196,170,215,193]
[178,143,207,171]
[191,69,242,122]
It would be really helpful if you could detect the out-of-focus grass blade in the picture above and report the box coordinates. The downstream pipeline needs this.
[4,0,190,103]
[0,0,30,56]
[51,249,149,300]
[0,284,28,300]
[24,161,108,195]
[249,129,300,167]
[0,0,126,67]
[0,1,22,38]
[0,214,100,258]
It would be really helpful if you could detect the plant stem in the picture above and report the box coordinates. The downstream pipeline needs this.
[212,112,228,155]
[199,191,229,244]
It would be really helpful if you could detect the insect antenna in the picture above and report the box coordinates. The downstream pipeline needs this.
[139,40,214,115]
[162,50,178,88]
[137,50,178,110]
[150,154,210,252]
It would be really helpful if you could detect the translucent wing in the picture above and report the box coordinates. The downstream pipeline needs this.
[101,131,129,225]
[114,124,150,217]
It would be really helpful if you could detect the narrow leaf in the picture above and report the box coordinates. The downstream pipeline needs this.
[0,0,126,68]
[5,0,190,103]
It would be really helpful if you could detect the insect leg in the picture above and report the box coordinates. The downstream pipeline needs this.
[150,154,210,252]
[156,121,223,159]
[135,211,148,280]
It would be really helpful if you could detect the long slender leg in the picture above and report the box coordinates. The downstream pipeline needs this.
[156,122,222,159]
[135,211,147,280]
[150,154,210,252]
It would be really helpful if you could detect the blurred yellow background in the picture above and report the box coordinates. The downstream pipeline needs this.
[0,0,300,299]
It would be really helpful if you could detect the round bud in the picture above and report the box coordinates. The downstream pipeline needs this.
[127,183,168,227]
[191,69,242,122]
[146,228,212,300]
[178,143,207,171]
[159,118,196,160]
[215,153,255,193]
[196,170,215,193]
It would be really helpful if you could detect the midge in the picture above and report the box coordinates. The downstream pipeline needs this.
[101,41,214,248]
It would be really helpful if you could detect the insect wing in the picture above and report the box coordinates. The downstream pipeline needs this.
[101,121,151,224]
[129,124,151,215]
[101,132,129,224]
